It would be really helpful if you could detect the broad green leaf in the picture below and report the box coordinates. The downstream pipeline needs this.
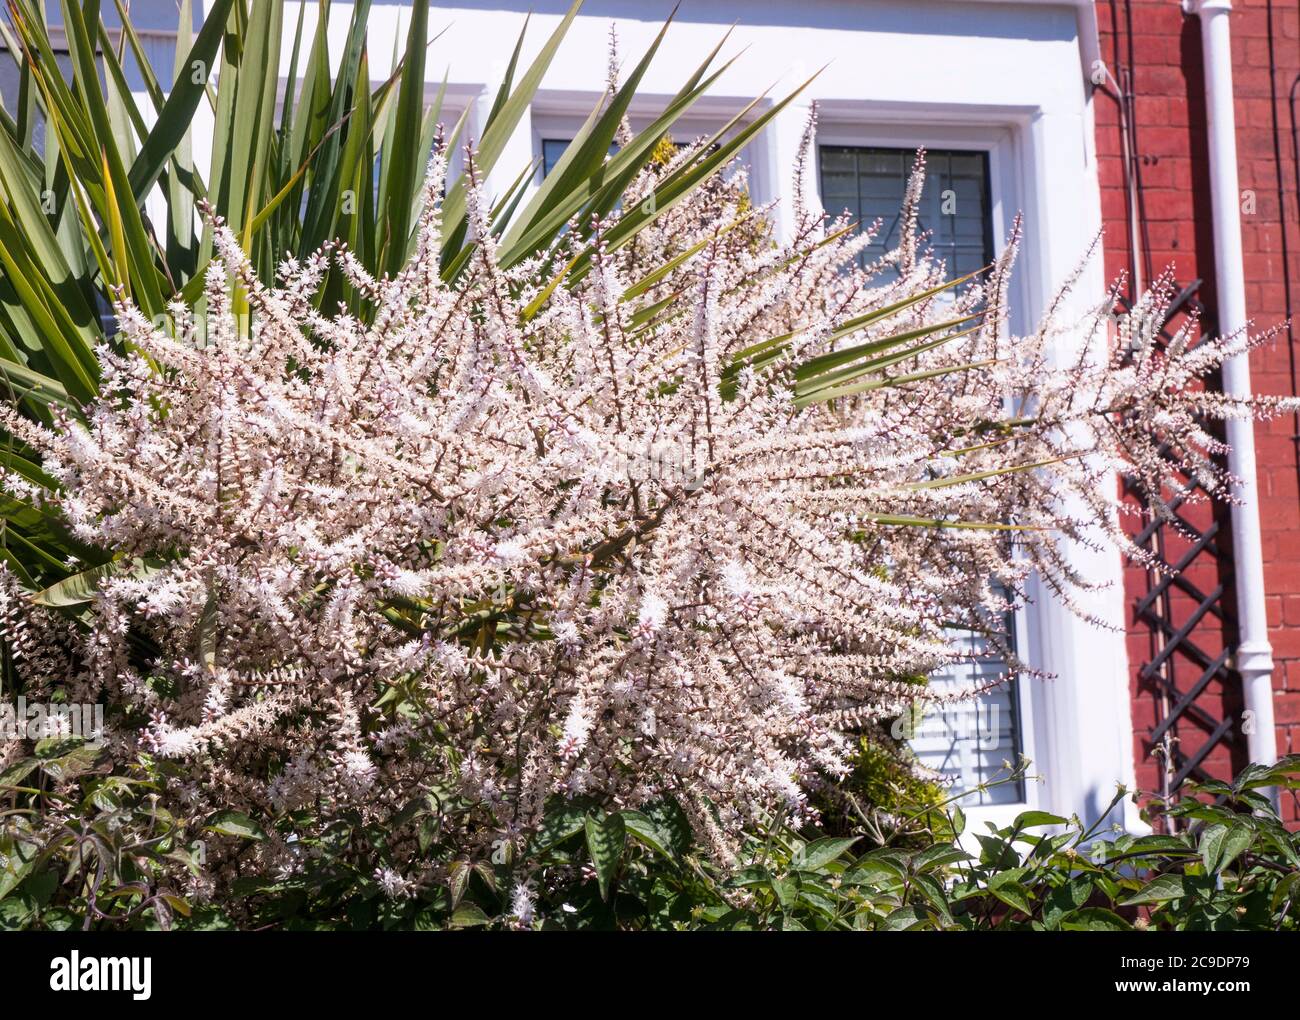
[0,758,39,789]
[41,742,105,783]
[584,812,626,901]
[1199,822,1229,873]
[621,809,674,859]
[447,861,470,909]
[1042,877,1092,930]
[533,799,587,851]
[1120,873,1187,906]
[205,811,267,841]
[1060,907,1132,931]
[1217,826,1253,874]
[880,904,930,931]
[795,836,859,871]
[913,844,973,873]
[988,871,1033,915]
[0,835,38,900]
[1012,811,1069,830]
[1271,872,1300,912]
[449,902,490,928]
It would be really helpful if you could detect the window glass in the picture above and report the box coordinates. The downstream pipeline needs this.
[911,619,1024,805]
[541,138,619,179]
[817,145,993,281]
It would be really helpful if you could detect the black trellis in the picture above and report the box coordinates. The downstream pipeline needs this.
[1118,279,1246,804]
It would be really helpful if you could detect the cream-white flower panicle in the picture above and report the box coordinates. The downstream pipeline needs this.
[3,125,1293,912]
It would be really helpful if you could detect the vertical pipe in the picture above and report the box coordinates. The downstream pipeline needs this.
[1183,0,1278,769]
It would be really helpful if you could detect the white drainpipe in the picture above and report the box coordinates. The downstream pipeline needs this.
[1183,0,1278,768]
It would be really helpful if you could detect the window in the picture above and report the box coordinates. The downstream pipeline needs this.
[818,146,993,281]
[540,138,619,179]
[819,143,1020,803]
[910,616,1024,805]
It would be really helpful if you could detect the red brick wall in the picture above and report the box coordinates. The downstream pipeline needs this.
[1095,0,1300,820]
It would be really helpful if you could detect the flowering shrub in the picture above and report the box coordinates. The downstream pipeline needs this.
[1,105,1296,924]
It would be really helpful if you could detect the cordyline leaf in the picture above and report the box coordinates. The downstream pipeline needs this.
[110,0,167,111]
[577,67,823,270]
[299,0,374,256]
[498,34,742,269]
[0,212,99,404]
[0,357,73,410]
[197,590,219,674]
[378,0,428,277]
[487,157,540,238]
[51,0,165,315]
[440,0,582,271]
[862,514,1037,531]
[29,556,164,607]
[907,458,1067,491]
[620,212,754,303]
[100,147,130,293]
[521,251,580,322]
[795,312,982,387]
[0,97,101,336]
[520,4,680,242]
[728,267,981,379]
[98,20,148,163]
[126,0,234,204]
[794,323,982,401]
[792,355,998,408]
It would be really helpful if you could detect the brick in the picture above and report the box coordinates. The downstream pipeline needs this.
[1274,693,1300,725]
[1272,627,1300,660]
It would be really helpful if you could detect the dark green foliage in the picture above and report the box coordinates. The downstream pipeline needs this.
[8,747,1296,930]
